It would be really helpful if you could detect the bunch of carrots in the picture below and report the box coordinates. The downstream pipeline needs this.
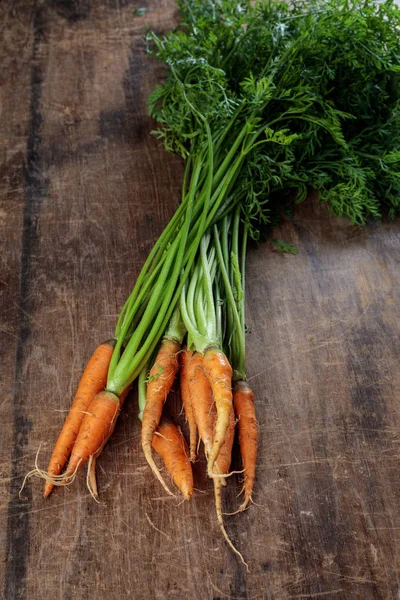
[26,205,257,567]
[25,0,400,567]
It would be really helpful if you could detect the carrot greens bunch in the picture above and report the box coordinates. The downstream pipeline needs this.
[27,0,400,566]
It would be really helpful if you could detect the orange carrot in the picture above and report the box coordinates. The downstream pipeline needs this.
[65,390,121,478]
[233,380,258,511]
[188,352,214,457]
[44,339,116,497]
[141,338,181,495]
[212,409,248,569]
[152,418,193,500]
[92,385,131,460]
[189,352,230,483]
[87,386,131,498]
[180,347,197,462]
[187,374,244,561]
[203,347,233,476]
[214,406,235,475]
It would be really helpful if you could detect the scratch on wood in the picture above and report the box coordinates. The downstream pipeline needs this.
[288,591,343,599]
[145,512,171,540]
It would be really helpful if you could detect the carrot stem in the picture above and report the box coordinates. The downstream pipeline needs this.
[213,225,245,378]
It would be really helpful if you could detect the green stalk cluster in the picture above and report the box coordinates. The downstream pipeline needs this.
[106,0,400,396]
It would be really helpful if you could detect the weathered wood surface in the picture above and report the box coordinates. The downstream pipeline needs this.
[1,1,400,599]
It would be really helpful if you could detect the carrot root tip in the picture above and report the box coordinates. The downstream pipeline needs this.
[237,497,252,512]
[213,478,249,572]
[21,445,81,499]
[86,455,100,503]
[43,486,53,499]
[226,493,259,515]
[142,443,176,498]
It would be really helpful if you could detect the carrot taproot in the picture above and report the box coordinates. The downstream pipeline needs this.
[188,352,214,457]
[212,409,248,569]
[44,338,116,498]
[213,406,235,475]
[87,455,99,500]
[92,385,130,459]
[65,390,121,478]
[180,347,197,462]
[189,353,230,484]
[152,418,193,500]
[233,380,258,511]
[86,385,131,499]
[141,337,181,496]
[185,349,243,558]
[214,478,248,569]
[203,347,233,476]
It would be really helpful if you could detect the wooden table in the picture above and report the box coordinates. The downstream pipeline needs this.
[1,1,400,598]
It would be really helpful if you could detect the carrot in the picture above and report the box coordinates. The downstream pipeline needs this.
[180,347,197,462]
[233,380,258,511]
[212,409,248,569]
[185,353,247,564]
[189,353,230,486]
[203,346,233,476]
[141,337,181,496]
[91,385,131,460]
[44,338,116,498]
[188,352,214,457]
[152,418,193,500]
[86,385,131,499]
[65,390,121,478]
[213,406,235,475]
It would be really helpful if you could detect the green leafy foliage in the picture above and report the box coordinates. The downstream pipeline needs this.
[147,0,400,237]
[272,239,298,255]
[134,7,147,16]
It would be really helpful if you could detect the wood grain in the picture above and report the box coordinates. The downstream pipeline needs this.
[1,1,400,599]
